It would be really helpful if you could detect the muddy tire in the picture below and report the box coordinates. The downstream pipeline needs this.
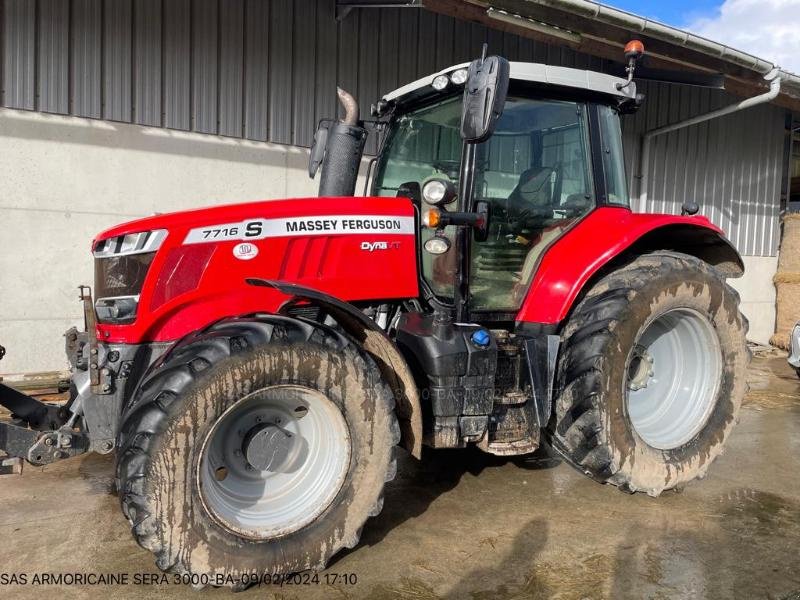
[549,252,748,496]
[115,317,399,585]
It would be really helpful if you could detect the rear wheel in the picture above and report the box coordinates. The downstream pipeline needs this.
[115,318,399,585]
[550,252,748,496]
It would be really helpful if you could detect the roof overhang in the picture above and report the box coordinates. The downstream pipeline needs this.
[422,0,800,112]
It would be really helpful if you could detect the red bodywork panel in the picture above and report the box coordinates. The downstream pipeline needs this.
[515,206,726,324]
[94,197,418,343]
[94,198,730,344]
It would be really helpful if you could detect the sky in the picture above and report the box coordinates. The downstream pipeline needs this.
[601,0,800,74]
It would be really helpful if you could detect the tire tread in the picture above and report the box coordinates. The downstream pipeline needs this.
[550,251,747,495]
[115,316,399,580]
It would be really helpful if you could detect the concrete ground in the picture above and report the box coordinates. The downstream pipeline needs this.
[1,353,799,600]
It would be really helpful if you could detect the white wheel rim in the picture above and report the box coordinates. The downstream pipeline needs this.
[198,385,351,539]
[625,308,722,450]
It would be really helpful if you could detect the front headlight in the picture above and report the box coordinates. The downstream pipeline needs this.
[95,295,140,323]
[93,229,167,324]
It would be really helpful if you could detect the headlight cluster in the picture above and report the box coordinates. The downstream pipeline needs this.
[93,229,167,324]
[431,68,469,91]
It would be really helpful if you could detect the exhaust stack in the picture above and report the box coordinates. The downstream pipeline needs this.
[316,87,368,197]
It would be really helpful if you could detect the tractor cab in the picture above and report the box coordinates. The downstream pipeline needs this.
[371,59,639,319]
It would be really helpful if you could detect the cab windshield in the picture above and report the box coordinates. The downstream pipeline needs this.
[373,94,628,311]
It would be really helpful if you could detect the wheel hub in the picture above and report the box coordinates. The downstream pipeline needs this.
[627,345,654,391]
[198,385,351,539]
[242,422,294,472]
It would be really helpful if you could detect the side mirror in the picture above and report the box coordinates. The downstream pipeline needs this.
[681,201,700,216]
[473,201,490,242]
[308,121,330,178]
[460,55,510,143]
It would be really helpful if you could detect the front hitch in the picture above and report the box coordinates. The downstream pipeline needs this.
[0,382,70,431]
[0,381,89,469]
[0,307,91,470]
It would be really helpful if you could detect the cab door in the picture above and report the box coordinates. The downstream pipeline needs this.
[468,97,615,315]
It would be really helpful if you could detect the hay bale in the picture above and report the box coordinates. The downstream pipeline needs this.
[772,214,800,349]
[777,213,800,272]
[771,281,800,349]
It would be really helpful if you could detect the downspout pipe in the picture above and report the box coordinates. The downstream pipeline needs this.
[638,69,782,209]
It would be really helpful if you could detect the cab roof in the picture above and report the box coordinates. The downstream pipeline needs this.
[382,61,637,107]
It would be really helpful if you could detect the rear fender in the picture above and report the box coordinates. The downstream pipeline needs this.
[516,207,744,325]
[247,279,424,459]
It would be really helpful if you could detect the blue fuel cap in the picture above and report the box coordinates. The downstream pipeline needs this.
[471,329,491,348]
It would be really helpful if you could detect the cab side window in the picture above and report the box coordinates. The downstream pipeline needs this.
[470,98,595,312]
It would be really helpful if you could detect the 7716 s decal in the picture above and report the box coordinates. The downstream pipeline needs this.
[183,215,415,245]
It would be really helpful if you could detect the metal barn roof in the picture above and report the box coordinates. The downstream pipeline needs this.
[422,0,800,110]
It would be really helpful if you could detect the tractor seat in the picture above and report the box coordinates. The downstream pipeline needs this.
[507,166,553,209]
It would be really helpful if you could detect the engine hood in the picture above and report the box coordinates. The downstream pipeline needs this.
[94,196,414,246]
[92,195,419,344]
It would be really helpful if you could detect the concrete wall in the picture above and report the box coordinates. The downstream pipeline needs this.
[0,107,779,377]
[0,108,319,376]
[729,256,779,346]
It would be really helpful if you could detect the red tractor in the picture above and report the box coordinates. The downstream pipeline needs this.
[0,44,748,583]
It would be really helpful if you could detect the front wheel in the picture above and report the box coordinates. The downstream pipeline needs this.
[115,319,399,584]
[549,252,749,496]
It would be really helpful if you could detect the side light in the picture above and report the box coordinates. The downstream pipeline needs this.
[422,208,441,229]
[424,236,451,255]
[422,178,457,206]
[422,180,446,205]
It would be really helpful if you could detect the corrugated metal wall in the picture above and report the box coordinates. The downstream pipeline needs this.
[0,0,608,147]
[0,0,786,255]
[623,82,786,257]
